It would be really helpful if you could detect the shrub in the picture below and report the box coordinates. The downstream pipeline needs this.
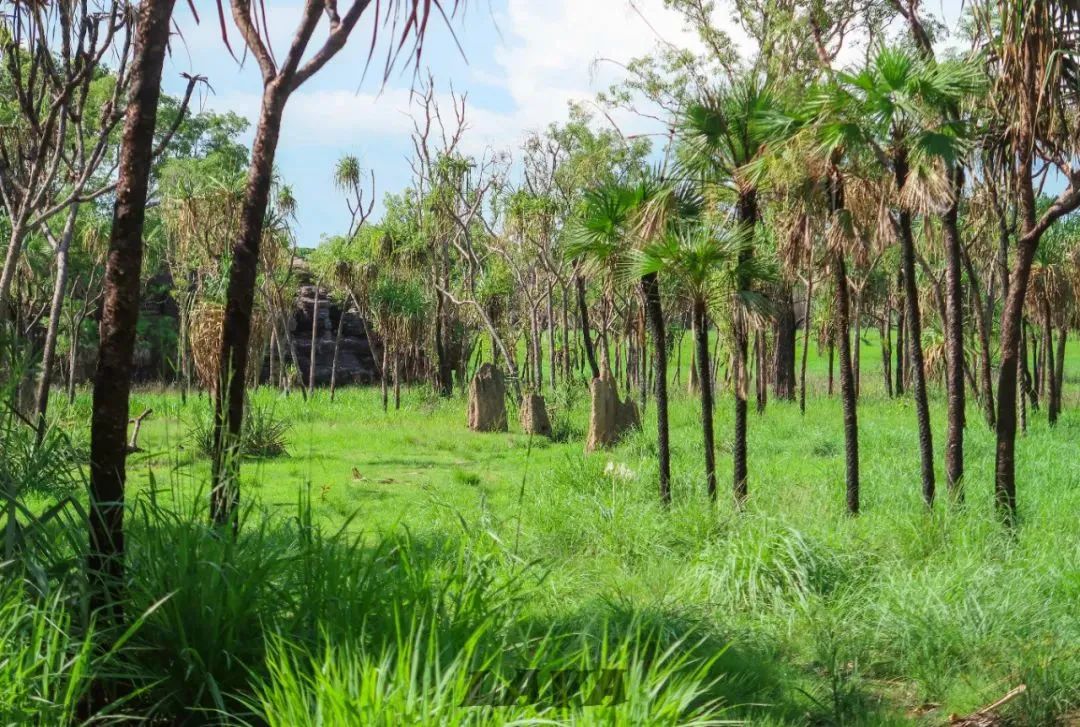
[187,400,290,458]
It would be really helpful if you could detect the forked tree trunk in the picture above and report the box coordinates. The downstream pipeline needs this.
[642,273,671,505]
[693,297,717,501]
[87,0,176,709]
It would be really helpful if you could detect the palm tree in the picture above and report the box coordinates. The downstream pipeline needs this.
[568,175,685,503]
[676,76,779,504]
[817,47,978,506]
[636,222,767,502]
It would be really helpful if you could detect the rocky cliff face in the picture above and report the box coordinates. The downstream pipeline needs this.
[288,284,378,386]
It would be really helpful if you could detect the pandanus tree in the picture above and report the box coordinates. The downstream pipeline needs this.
[567,173,691,503]
[676,75,779,504]
[635,222,768,502]
[973,0,1080,522]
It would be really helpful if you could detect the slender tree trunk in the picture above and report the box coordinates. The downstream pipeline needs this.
[881,314,893,398]
[693,297,717,501]
[381,344,389,412]
[827,341,834,395]
[963,247,996,427]
[733,191,756,505]
[34,208,79,443]
[834,253,860,515]
[211,82,289,526]
[895,274,906,396]
[393,352,401,410]
[547,281,556,390]
[943,175,965,498]
[1023,321,1038,411]
[642,273,671,505]
[560,283,571,382]
[574,270,600,380]
[896,161,936,508]
[329,303,345,402]
[308,282,320,397]
[87,0,175,711]
[852,294,861,400]
[800,272,813,414]
[1050,326,1067,425]
[774,284,797,400]
[67,313,82,404]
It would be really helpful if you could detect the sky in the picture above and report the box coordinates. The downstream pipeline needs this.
[161,0,965,247]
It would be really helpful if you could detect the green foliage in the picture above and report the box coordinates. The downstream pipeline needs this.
[187,400,291,459]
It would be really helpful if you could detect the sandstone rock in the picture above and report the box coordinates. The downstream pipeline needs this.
[519,392,552,437]
[467,363,508,432]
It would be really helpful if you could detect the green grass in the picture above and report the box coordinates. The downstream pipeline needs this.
[11,333,1080,724]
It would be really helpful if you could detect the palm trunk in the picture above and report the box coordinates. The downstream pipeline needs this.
[852,294,861,399]
[87,0,176,707]
[574,270,600,380]
[773,284,797,400]
[733,192,756,504]
[943,177,965,498]
[212,82,289,528]
[693,297,717,501]
[834,252,860,515]
[896,152,936,508]
[827,341,834,396]
[642,273,671,504]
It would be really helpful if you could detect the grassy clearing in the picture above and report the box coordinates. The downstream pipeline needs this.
[14,335,1080,724]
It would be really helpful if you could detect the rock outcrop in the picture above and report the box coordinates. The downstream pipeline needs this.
[467,363,508,432]
[288,285,377,386]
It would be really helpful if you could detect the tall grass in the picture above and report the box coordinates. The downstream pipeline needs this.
[2,373,1077,724]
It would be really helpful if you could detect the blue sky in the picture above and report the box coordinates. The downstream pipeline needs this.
[162,0,964,247]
